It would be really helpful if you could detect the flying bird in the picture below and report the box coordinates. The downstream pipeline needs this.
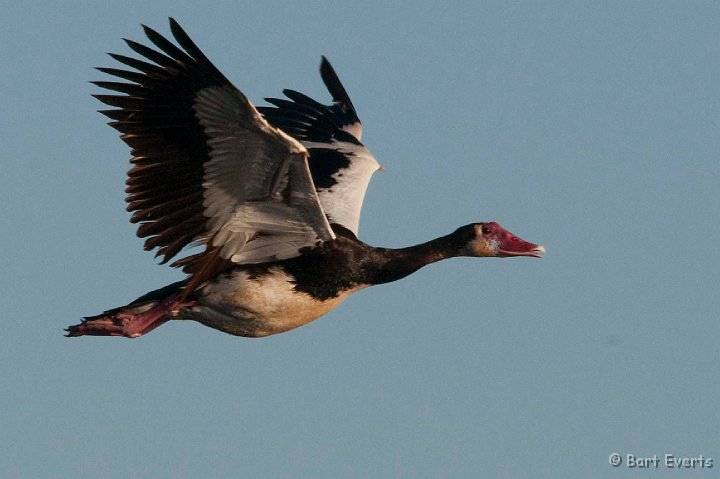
[66,18,544,339]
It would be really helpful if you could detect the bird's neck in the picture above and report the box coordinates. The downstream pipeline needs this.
[364,231,463,285]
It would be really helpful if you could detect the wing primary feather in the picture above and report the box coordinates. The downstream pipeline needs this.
[91,81,146,96]
[95,67,148,84]
[107,53,167,77]
[168,18,231,84]
[320,56,359,122]
[123,38,177,68]
[93,94,144,109]
[282,89,335,114]
[141,24,196,66]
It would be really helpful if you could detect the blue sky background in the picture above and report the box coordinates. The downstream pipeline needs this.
[2,1,719,478]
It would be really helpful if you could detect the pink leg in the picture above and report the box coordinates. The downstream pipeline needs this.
[66,298,196,338]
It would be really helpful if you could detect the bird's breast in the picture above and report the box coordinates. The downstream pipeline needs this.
[183,267,365,337]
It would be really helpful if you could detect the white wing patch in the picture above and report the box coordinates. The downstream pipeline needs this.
[303,140,380,236]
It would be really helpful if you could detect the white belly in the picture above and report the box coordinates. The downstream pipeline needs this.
[181,268,364,337]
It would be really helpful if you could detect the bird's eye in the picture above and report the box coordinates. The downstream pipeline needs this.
[482,225,491,235]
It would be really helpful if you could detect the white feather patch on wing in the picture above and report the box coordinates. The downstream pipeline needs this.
[194,85,335,264]
[303,140,380,236]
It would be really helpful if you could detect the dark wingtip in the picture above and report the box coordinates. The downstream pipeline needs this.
[168,17,188,42]
[140,24,156,41]
[318,56,359,120]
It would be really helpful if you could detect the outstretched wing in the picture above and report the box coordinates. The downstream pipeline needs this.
[93,18,334,290]
[257,57,380,237]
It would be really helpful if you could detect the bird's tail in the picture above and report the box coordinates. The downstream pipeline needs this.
[65,280,196,338]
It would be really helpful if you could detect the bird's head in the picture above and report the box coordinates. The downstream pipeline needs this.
[458,222,545,258]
